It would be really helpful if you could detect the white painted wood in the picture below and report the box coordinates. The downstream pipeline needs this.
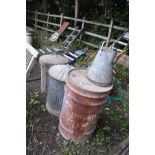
[26,42,39,58]
[26,43,39,78]
[46,12,50,28]
[106,19,113,47]
[84,31,107,40]
[60,13,63,26]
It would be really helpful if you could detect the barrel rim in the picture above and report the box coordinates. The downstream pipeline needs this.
[48,72,67,83]
[64,84,108,106]
[86,75,112,87]
[67,68,113,94]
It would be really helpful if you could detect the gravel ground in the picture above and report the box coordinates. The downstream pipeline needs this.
[26,60,129,155]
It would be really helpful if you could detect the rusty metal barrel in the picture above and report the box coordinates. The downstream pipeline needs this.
[59,68,113,141]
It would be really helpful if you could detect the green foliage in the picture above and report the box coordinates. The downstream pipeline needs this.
[27,0,129,27]
[32,34,41,49]
[32,30,52,49]
[29,91,40,106]
[27,91,47,120]
[103,126,111,132]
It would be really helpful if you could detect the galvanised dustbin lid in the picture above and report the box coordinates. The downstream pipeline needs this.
[49,64,74,82]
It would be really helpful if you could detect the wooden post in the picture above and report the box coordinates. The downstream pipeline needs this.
[60,13,63,27]
[74,17,77,27]
[106,19,113,47]
[79,17,85,41]
[46,12,50,28]
[74,0,79,27]
[34,11,38,30]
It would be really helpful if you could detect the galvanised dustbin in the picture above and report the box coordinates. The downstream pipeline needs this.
[39,54,69,93]
[46,64,74,116]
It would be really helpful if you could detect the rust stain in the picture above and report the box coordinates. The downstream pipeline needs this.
[59,77,111,141]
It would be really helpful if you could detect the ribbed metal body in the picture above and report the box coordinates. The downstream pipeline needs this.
[46,76,65,116]
[59,69,113,141]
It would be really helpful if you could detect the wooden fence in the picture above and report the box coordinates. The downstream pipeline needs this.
[26,10,128,49]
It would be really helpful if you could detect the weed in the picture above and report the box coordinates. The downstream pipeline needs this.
[29,91,40,106]
[103,126,111,132]
[63,147,75,155]
[96,132,105,143]
[40,105,47,112]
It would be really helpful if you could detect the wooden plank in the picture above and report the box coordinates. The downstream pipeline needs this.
[64,16,110,28]
[60,13,63,26]
[36,19,47,24]
[67,26,75,31]
[57,21,70,35]
[35,19,60,27]
[79,17,85,41]
[48,14,61,18]
[106,19,113,47]
[113,25,128,31]
[64,26,108,40]
[84,31,107,40]
[27,17,60,27]
[34,11,48,16]
[79,40,99,48]
[74,0,79,27]
[34,11,38,30]
[32,24,54,33]
[27,10,61,18]
[48,22,60,27]
[81,19,110,28]
[110,39,128,46]
[46,12,50,28]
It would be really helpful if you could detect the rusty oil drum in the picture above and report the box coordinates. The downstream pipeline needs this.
[59,69,113,141]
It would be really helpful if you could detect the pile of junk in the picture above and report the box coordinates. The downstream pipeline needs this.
[26,26,129,141]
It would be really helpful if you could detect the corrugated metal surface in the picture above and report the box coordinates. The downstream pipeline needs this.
[59,69,113,141]
[46,76,65,116]
[46,65,74,116]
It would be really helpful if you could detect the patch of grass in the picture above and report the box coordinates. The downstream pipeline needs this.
[63,147,76,155]
[113,63,129,90]
[96,132,105,143]
[103,125,111,132]
[27,91,47,120]
[29,91,40,106]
